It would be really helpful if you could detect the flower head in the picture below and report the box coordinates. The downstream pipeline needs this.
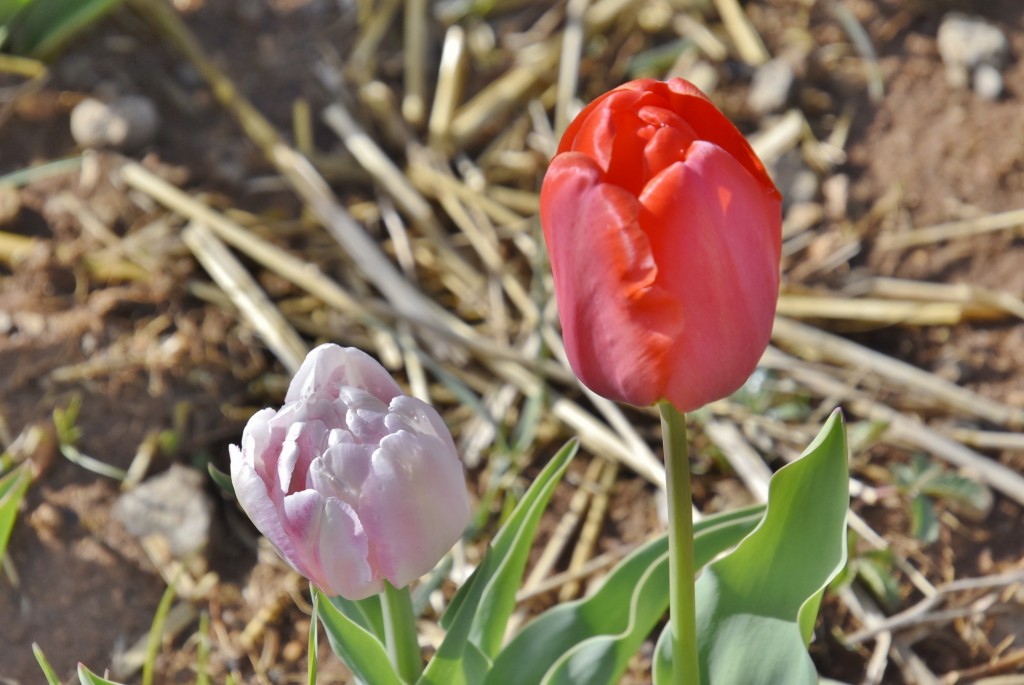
[541,78,782,411]
[230,344,470,600]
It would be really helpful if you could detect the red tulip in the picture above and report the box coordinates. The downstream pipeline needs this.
[541,78,782,412]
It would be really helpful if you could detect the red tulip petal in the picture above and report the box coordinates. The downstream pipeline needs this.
[660,79,780,200]
[542,152,683,406]
[639,140,781,411]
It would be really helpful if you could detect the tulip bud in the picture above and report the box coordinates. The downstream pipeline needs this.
[230,344,470,600]
[541,78,782,412]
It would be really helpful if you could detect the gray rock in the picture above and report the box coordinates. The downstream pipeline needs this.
[113,464,213,559]
[937,13,1009,90]
[748,58,795,115]
[70,95,159,150]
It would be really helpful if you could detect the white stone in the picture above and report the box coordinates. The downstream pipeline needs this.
[937,13,1009,75]
[70,95,159,150]
[973,63,1004,100]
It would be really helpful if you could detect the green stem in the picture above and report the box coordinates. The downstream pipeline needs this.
[380,581,421,683]
[659,401,700,684]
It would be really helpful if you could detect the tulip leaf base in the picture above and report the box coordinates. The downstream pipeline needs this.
[488,505,764,685]
[653,410,849,685]
[315,588,405,685]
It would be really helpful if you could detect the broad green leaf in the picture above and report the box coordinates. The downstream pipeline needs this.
[33,643,61,685]
[420,440,578,685]
[0,463,31,562]
[315,588,403,685]
[77,664,125,685]
[488,505,764,685]
[668,409,848,685]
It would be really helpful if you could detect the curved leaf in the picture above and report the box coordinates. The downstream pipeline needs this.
[419,440,578,685]
[315,588,403,685]
[488,505,765,685]
[665,409,848,685]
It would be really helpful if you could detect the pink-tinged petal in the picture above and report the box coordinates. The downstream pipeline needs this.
[309,441,374,506]
[639,140,781,411]
[316,497,381,600]
[286,344,403,404]
[361,430,469,589]
[238,408,280,486]
[276,419,328,495]
[337,387,391,443]
[230,444,302,565]
[541,152,683,406]
[384,396,458,453]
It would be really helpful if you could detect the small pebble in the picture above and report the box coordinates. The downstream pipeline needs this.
[747,58,795,115]
[937,13,1009,91]
[973,63,1004,100]
[113,464,213,559]
[70,95,159,150]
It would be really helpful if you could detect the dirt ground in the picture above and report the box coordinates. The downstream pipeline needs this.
[1,0,1023,683]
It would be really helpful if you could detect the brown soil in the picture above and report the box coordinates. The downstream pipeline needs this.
[1,0,1023,683]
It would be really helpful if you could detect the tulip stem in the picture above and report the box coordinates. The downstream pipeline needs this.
[659,401,700,684]
[381,581,421,683]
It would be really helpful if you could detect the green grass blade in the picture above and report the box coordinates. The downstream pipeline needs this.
[77,664,125,685]
[0,463,32,562]
[142,579,177,685]
[32,643,62,685]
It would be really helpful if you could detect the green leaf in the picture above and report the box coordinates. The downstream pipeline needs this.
[328,592,386,641]
[910,495,939,543]
[676,409,848,685]
[0,463,31,562]
[420,439,578,685]
[32,643,61,685]
[77,664,126,685]
[3,0,121,59]
[850,551,901,610]
[918,469,992,513]
[308,592,319,685]
[142,580,178,685]
[315,588,403,685]
[488,505,764,685]
[207,462,235,498]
